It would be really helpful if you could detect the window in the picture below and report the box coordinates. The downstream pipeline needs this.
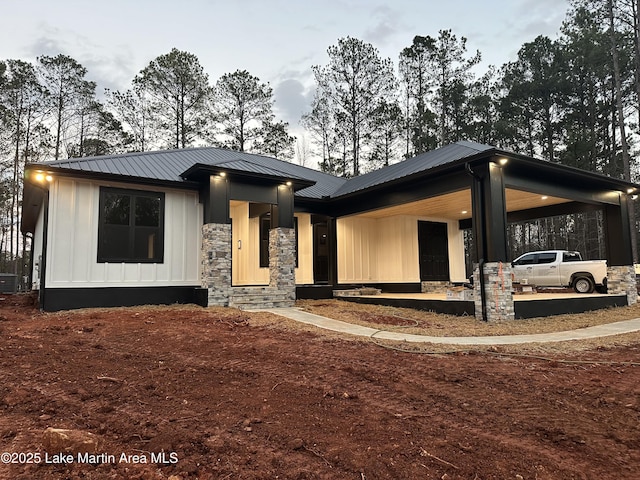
[563,251,582,262]
[536,253,557,264]
[514,253,536,266]
[98,187,164,263]
[259,212,298,268]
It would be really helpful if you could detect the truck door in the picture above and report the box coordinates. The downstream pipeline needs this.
[533,252,559,286]
[512,253,537,284]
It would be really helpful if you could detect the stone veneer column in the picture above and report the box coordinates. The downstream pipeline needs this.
[473,262,514,321]
[607,265,638,305]
[269,227,296,306]
[201,223,232,306]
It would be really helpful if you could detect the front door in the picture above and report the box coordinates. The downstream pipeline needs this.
[313,222,329,284]
[418,221,450,281]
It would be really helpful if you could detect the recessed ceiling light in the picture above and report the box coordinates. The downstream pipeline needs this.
[461,210,468,214]
[541,196,548,200]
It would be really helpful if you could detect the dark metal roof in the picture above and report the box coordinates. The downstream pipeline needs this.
[331,140,495,197]
[30,140,638,202]
[37,147,347,199]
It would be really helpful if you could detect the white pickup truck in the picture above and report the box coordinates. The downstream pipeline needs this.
[511,250,607,293]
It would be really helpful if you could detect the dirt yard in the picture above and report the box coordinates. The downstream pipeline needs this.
[1,294,639,479]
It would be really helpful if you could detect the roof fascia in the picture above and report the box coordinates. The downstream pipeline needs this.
[181,163,315,191]
[24,163,201,191]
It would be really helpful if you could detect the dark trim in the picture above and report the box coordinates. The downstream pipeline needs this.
[276,184,295,228]
[604,195,634,266]
[296,283,423,300]
[181,163,315,191]
[205,175,230,224]
[25,164,201,191]
[514,295,628,319]
[40,286,207,312]
[469,160,509,263]
[20,181,47,234]
[339,296,476,316]
[296,285,336,299]
[458,201,603,230]
[39,189,50,308]
[502,158,635,203]
[322,292,627,319]
[329,171,470,218]
[230,182,277,204]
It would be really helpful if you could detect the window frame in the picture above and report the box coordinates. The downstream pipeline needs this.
[97,187,165,264]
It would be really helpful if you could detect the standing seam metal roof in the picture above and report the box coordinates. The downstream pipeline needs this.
[37,141,495,199]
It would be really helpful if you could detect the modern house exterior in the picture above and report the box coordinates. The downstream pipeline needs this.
[21,141,639,320]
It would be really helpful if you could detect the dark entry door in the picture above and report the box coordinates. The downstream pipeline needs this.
[313,222,329,283]
[418,221,450,281]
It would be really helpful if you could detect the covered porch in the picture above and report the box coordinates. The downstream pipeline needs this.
[297,146,639,321]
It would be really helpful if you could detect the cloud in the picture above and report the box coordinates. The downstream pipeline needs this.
[362,5,405,48]
[515,0,568,38]
[25,22,138,97]
[273,78,315,125]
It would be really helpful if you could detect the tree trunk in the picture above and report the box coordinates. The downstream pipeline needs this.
[608,0,638,262]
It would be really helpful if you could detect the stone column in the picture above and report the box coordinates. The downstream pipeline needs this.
[473,262,514,321]
[269,227,296,305]
[201,223,232,306]
[607,265,638,305]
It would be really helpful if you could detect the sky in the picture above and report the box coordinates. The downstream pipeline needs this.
[0,0,570,132]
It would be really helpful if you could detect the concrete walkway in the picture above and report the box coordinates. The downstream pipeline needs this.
[257,307,640,345]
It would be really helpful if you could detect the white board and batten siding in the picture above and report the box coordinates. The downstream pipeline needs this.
[43,178,201,288]
[337,215,466,284]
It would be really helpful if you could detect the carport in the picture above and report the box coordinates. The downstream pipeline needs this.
[298,141,639,321]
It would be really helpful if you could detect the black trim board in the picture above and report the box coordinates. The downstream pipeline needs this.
[41,286,207,312]
[296,283,422,300]
[338,296,476,316]
[514,295,628,319]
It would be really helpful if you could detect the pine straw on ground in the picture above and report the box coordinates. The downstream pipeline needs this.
[280,299,640,355]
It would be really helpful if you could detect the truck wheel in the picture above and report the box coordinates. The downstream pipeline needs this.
[573,276,595,294]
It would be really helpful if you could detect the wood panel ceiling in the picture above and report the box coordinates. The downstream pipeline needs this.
[354,189,571,220]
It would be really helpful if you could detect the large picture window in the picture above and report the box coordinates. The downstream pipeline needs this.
[98,187,164,263]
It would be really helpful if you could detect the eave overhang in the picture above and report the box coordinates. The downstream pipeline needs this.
[180,162,316,192]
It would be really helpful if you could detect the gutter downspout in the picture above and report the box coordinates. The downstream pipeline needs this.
[465,162,488,322]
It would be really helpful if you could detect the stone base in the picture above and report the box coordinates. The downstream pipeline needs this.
[230,286,295,310]
[607,265,638,305]
[421,281,450,293]
[473,262,514,321]
[269,227,296,301]
[201,223,232,306]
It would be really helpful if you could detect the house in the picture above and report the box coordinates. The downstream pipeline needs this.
[21,141,639,320]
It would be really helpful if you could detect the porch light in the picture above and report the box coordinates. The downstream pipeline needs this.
[286,181,292,187]
[461,210,468,215]
[633,195,639,200]
[219,172,226,177]
[627,187,635,194]
[33,171,53,183]
[498,158,508,166]
[541,195,548,200]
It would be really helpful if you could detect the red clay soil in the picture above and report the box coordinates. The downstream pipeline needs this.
[1,293,639,479]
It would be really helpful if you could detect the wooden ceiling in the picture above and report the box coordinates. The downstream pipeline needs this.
[354,189,572,220]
